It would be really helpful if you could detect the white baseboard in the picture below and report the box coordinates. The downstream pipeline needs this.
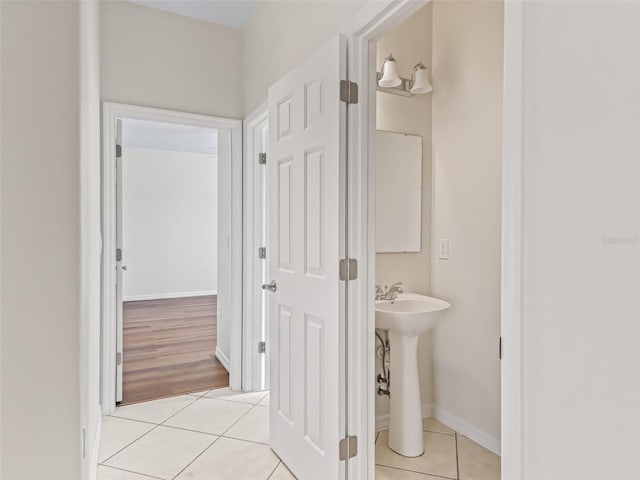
[432,405,501,456]
[215,347,231,372]
[88,413,102,480]
[123,290,217,302]
[376,403,432,432]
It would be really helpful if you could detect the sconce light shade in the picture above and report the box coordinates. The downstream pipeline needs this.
[379,54,402,88]
[410,63,433,94]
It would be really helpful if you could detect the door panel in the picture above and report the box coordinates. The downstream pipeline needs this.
[267,34,347,480]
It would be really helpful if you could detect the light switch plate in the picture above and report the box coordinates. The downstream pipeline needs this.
[439,238,449,260]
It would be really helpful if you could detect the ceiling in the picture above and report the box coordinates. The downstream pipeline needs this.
[127,0,257,29]
[122,118,218,156]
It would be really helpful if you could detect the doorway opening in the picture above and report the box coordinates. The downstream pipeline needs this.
[368,2,502,478]
[102,103,243,414]
[116,118,227,405]
[347,0,520,478]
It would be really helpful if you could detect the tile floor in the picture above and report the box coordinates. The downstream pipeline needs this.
[98,388,499,480]
[375,418,501,480]
[98,388,289,480]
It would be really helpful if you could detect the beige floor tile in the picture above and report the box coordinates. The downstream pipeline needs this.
[269,462,297,479]
[164,397,252,435]
[175,437,280,480]
[457,435,501,480]
[112,395,197,424]
[98,416,155,463]
[97,465,158,480]
[375,465,446,479]
[375,430,457,479]
[259,393,270,406]
[188,390,211,397]
[225,405,269,444]
[206,387,269,404]
[104,425,216,480]
[422,417,456,435]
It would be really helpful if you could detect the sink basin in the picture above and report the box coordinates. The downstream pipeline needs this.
[376,294,451,336]
[375,292,451,457]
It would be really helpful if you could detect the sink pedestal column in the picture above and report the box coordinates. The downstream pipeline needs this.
[388,331,424,457]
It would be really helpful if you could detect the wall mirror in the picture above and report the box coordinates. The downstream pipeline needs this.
[375,130,423,253]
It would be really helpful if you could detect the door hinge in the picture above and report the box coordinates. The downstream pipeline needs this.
[116,144,122,158]
[340,80,359,104]
[339,435,358,460]
[258,341,266,354]
[339,258,358,281]
[499,336,503,360]
[116,248,122,262]
[258,247,266,259]
[116,352,122,366]
[258,152,267,165]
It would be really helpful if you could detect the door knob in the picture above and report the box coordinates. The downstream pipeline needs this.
[262,281,277,292]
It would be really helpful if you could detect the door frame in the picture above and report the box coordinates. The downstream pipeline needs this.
[346,1,524,479]
[101,102,243,414]
[242,101,269,392]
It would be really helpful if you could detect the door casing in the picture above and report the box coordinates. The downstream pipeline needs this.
[101,102,243,414]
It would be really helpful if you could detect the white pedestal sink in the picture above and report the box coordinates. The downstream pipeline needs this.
[376,293,451,457]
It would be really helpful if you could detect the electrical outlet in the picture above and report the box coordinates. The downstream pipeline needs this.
[439,238,449,260]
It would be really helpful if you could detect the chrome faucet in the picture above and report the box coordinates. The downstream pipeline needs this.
[375,282,403,301]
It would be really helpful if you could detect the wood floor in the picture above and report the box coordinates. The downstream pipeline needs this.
[121,295,229,405]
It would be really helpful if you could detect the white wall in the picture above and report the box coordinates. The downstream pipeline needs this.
[430,0,503,452]
[79,1,103,479]
[243,0,369,115]
[1,2,88,478]
[376,3,432,294]
[101,0,244,118]
[374,3,434,422]
[521,1,640,478]
[122,147,218,300]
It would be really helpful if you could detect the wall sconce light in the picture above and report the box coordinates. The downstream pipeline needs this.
[410,63,433,94]
[378,54,402,88]
[377,54,433,97]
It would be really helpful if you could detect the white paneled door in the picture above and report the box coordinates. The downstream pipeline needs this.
[267,35,348,480]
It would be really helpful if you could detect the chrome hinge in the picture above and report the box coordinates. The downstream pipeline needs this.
[116,352,122,366]
[258,341,266,354]
[116,248,122,262]
[339,435,358,461]
[258,247,266,259]
[339,258,358,281]
[258,152,267,165]
[499,336,503,360]
[116,144,122,158]
[340,80,359,104]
